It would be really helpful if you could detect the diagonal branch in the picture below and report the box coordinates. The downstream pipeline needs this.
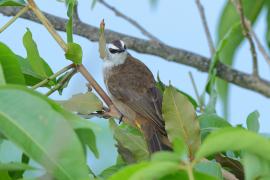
[1,7,270,98]
[231,0,259,77]
[98,0,163,43]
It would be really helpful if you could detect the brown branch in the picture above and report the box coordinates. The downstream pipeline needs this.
[247,21,270,67]
[1,7,270,98]
[195,0,215,56]
[98,0,163,43]
[231,0,259,77]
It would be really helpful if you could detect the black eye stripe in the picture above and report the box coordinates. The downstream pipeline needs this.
[109,48,124,54]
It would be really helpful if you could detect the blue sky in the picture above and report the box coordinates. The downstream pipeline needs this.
[1,0,270,173]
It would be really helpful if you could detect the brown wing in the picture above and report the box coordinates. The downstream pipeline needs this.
[107,55,166,135]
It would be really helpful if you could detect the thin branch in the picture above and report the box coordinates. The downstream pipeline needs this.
[0,5,29,33]
[188,71,204,111]
[31,64,75,89]
[231,0,259,77]
[195,0,215,56]
[27,0,67,51]
[46,68,77,96]
[98,0,163,43]
[1,7,270,98]
[246,21,270,67]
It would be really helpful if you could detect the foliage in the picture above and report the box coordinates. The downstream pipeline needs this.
[0,0,270,179]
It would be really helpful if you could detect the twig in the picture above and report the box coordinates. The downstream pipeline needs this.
[188,71,203,110]
[246,21,270,67]
[46,68,77,96]
[27,0,67,51]
[31,64,75,89]
[231,0,259,77]
[98,0,163,43]
[195,0,215,56]
[1,7,270,98]
[0,6,29,33]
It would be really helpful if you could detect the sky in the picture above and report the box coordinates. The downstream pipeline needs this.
[0,0,270,174]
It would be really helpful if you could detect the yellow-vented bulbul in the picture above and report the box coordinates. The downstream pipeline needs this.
[103,40,171,153]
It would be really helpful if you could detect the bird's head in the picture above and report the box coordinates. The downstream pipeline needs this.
[104,40,128,66]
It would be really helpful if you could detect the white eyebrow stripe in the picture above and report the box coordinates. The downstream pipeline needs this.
[120,40,124,48]
[108,44,119,50]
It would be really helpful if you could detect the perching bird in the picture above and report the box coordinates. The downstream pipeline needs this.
[102,40,171,153]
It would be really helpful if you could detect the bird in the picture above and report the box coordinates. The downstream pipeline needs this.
[102,39,171,153]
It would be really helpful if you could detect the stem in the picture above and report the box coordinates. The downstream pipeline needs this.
[0,6,29,33]
[46,68,77,96]
[77,64,113,106]
[31,64,74,90]
[187,163,195,180]
[188,71,203,110]
[27,0,67,52]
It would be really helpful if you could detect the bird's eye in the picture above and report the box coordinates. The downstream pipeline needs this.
[109,48,118,54]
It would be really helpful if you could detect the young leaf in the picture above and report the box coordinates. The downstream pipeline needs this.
[246,110,260,133]
[98,164,125,179]
[59,92,103,115]
[23,29,54,78]
[65,42,83,64]
[0,42,25,84]
[99,19,107,59]
[65,0,76,43]
[151,151,181,163]
[217,0,265,118]
[0,85,89,180]
[0,0,25,6]
[243,153,270,180]
[162,85,200,160]
[196,128,270,162]
[109,120,149,162]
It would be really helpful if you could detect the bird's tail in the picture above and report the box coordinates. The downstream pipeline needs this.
[139,122,171,153]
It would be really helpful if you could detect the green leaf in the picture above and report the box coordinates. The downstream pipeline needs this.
[0,63,6,85]
[246,110,260,133]
[23,29,54,78]
[217,0,265,118]
[0,162,35,171]
[76,128,99,158]
[98,164,125,179]
[266,1,270,49]
[109,162,149,180]
[151,151,181,163]
[128,162,180,180]
[162,85,200,160]
[243,153,270,180]
[59,92,103,115]
[65,0,76,43]
[0,42,25,85]
[198,113,231,140]
[17,55,51,87]
[0,171,11,180]
[156,75,198,109]
[65,42,83,64]
[160,170,219,180]
[109,120,149,162]
[194,161,223,180]
[0,85,89,180]
[195,128,270,161]
[0,0,25,6]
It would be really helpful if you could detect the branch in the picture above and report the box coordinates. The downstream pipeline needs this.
[98,0,163,43]
[195,0,215,56]
[232,0,259,77]
[1,7,270,98]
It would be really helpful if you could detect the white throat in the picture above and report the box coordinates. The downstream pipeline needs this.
[103,48,127,69]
